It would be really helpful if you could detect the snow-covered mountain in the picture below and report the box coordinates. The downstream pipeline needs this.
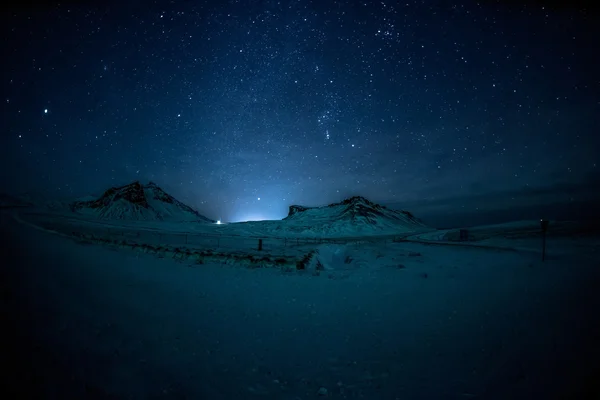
[279,196,430,236]
[69,181,213,222]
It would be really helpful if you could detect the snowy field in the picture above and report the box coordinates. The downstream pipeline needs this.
[2,209,600,399]
[406,220,600,255]
[15,209,423,258]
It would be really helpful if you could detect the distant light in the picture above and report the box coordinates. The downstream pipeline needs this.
[216,220,221,224]
[257,197,260,200]
[44,109,48,114]
[232,213,271,222]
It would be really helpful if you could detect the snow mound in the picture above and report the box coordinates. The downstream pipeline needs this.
[69,181,213,222]
[306,244,354,271]
[283,196,429,236]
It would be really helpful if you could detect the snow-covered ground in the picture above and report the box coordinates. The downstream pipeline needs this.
[405,220,600,255]
[2,209,600,399]
[16,209,427,258]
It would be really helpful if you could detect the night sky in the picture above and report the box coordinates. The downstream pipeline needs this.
[1,0,598,225]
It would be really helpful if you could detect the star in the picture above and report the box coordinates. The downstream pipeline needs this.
[0,1,595,227]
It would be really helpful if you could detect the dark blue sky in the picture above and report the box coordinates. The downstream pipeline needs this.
[1,0,598,224]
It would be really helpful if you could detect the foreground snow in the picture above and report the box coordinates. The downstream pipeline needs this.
[2,211,599,399]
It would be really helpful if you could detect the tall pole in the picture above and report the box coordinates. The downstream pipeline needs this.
[540,219,549,262]
[542,230,546,261]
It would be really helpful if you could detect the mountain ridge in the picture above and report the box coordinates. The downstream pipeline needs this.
[283,195,428,234]
[69,181,213,222]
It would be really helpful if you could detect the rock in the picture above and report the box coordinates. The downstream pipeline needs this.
[317,387,328,396]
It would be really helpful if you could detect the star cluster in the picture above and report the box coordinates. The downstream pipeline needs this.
[1,0,598,224]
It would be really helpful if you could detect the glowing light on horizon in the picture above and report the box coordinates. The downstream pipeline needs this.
[230,213,280,222]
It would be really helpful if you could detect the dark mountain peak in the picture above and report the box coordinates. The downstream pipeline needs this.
[287,196,385,219]
[337,196,378,208]
[69,181,212,222]
[78,181,148,210]
[284,195,427,230]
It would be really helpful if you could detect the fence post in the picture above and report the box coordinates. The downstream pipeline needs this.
[258,239,263,251]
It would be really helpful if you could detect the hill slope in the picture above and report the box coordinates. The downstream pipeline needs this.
[69,181,212,222]
[278,196,430,236]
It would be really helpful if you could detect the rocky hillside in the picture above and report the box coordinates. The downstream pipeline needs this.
[281,196,429,236]
[69,181,212,222]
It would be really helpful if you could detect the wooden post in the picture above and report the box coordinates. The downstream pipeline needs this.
[258,239,263,251]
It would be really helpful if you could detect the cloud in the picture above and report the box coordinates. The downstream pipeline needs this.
[385,170,600,215]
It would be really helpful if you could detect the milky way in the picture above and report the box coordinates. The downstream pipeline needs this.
[1,0,598,224]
